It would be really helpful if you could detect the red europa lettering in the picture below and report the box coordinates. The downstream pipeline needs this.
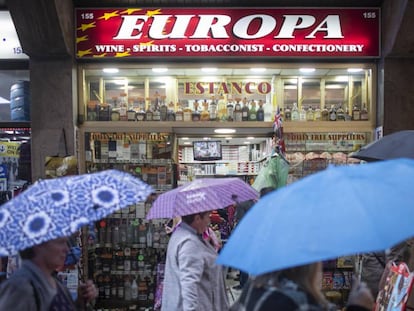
[113,14,343,40]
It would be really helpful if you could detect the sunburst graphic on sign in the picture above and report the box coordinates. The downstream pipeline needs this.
[146,9,162,17]
[98,11,120,20]
[77,22,96,32]
[76,35,88,44]
[77,49,93,58]
[120,8,142,15]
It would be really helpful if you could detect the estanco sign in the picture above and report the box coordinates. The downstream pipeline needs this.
[75,8,380,58]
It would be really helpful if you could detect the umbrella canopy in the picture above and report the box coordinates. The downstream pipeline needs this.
[217,158,414,276]
[146,177,259,219]
[0,169,152,256]
[351,130,414,162]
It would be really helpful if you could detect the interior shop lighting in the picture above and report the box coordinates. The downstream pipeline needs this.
[246,136,255,140]
[347,68,363,73]
[214,128,236,134]
[201,67,218,73]
[299,68,316,73]
[243,141,251,144]
[250,67,267,73]
[181,137,189,140]
[183,141,192,145]
[103,68,119,73]
[152,67,169,73]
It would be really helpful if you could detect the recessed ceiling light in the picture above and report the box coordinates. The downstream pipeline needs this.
[103,68,119,73]
[152,67,168,73]
[247,136,255,140]
[250,67,267,73]
[202,67,218,73]
[183,142,192,145]
[347,68,363,73]
[244,141,251,144]
[214,128,236,134]
[225,137,232,140]
[299,68,315,73]
[181,137,189,140]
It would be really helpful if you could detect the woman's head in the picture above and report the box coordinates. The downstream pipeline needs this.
[182,211,211,234]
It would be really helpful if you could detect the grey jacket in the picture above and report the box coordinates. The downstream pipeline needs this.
[161,222,229,311]
[0,260,75,311]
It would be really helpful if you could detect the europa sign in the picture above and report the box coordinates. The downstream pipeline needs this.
[75,8,380,58]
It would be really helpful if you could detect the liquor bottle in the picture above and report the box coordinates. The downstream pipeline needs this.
[152,105,161,121]
[360,103,369,120]
[291,102,299,121]
[120,219,127,244]
[217,97,227,121]
[110,275,118,298]
[314,106,322,121]
[200,100,210,121]
[87,101,98,121]
[329,105,337,121]
[136,99,146,121]
[112,220,120,245]
[183,105,192,122]
[248,100,257,121]
[159,96,168,121]
[111,110,120,121]
[145,103,153,121]
[138,220,147,248]
[241,97,249,121]
[127,99,136,121]
[256,100,264,121]
[299,105,306,121]
[104,275,111,299]
[336,104,345,121]
[352,104,361,121]
[117,275,124,299]
[345,106,352,121]
[119,93,128,121]
[191,100,201,121]
[321,106,329,121]
[233,99,242,122]
[146,221,154,248]
[284,106,291,121]
[306,106,314,121]
[175,103,184,121]
[124,247,131,271]
[167,101,176,121]
[209,98,218,121]
[131,277,138,300]
[226,100,234,121]
[124,276,132,301]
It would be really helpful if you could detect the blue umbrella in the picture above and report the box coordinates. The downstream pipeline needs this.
[0,169,152,256]
[217,158,414,276]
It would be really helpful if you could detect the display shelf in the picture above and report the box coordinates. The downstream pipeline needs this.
[80,120,373,135]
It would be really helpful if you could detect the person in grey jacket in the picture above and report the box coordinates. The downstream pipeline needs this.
[161,211,229,311]
[0,236,97,311]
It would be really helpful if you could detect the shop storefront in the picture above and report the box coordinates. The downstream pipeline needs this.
[75,7,380,310]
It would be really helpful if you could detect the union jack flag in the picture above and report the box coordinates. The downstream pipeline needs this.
[273,107,283,132]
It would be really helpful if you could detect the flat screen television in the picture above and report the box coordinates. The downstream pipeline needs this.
[193,140,222,161]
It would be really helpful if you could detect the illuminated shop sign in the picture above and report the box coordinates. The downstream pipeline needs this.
[75,8,380,59]
[0,11,28,59]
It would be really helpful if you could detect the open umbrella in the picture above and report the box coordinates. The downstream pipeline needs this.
[146,177,259,219]
[0,169,152,256]
[351,130,414,162]
[217,158,414,276]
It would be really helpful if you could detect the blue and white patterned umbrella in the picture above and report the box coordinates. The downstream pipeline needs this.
[0,169,152,256]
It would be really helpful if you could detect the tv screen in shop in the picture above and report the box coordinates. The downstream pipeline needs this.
[193,140,223,161]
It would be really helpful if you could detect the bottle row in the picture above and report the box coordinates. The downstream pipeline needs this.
[94,219,168,249]
[96,273,156,303]
[86,96,271,122]
[284,102,369,122]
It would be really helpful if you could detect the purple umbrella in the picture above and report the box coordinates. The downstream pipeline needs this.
[146,177,259,219]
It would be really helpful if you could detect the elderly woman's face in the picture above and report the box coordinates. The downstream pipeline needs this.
[35,237,70,270]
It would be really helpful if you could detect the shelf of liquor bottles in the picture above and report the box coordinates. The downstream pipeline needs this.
[90,207,168,310]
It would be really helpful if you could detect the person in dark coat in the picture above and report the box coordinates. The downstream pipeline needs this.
[231,262,374,311]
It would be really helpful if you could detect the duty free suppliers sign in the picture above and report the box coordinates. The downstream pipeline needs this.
[75,8,380,59]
